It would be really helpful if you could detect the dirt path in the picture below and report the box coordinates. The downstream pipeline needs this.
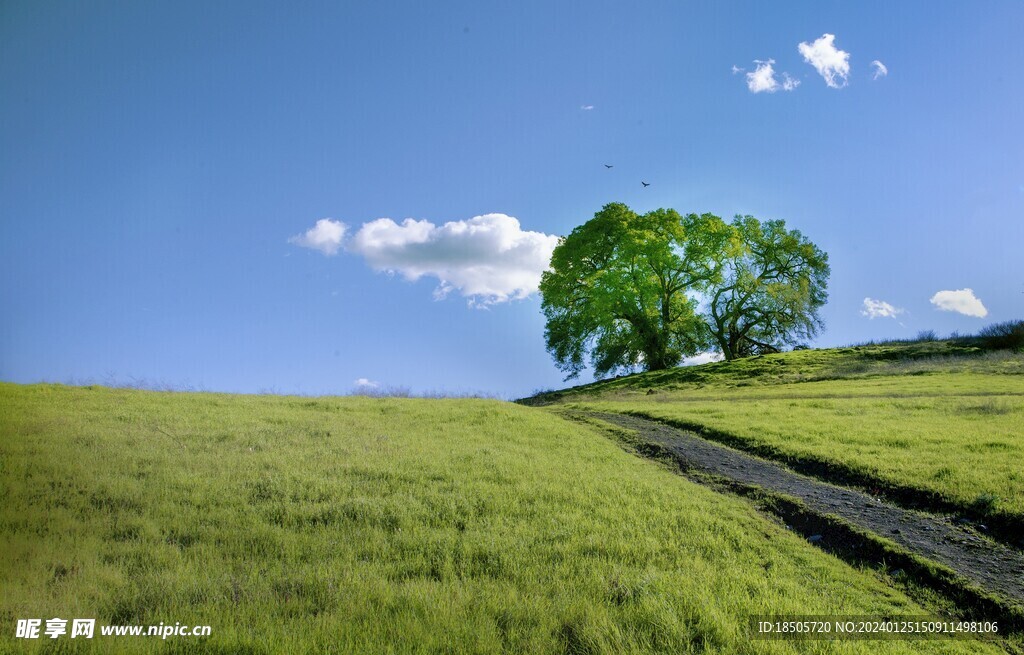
[586,411,1024,608]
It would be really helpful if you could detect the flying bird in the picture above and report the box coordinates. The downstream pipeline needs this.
[641,181,650,187]
[604,164,613,168]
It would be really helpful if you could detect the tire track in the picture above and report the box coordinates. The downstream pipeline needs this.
[587,411,1024,608]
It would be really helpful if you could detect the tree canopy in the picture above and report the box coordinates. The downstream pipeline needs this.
[707,216,830,360]
[539,203,829,378]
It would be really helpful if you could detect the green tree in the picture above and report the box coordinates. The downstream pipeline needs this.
[706,216,830,360]
[540,205,831,376]
[539,203,731,379]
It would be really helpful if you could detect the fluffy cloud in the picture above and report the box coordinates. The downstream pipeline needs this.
[798,33,850,88]
[289,213,558,305]
[289,218,347,255]
[871,60,888,80]
[746,60,777,93]
[930,289,988,318]
[746,60,800,93]
[354,378,379,388]
[860,297,904,319]
[347,213,560,306]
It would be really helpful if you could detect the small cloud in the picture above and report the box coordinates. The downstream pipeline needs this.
[354,378,379,388]
[871,60,888,80]
[746,59,799,94]
[747,59,777,93]
[798,33,851,88]
[289,218,347,255]
[930,289,988,318]
[860,297,904,320]
[731,64,745,74]
[580,105,594,111]
[683,352,725,366]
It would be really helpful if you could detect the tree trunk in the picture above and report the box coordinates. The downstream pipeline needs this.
[642,334,669,371]
[717,333,735,360]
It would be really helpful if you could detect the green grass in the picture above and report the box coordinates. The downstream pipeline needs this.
[0,382,1000,653]
[541,342,1024,529]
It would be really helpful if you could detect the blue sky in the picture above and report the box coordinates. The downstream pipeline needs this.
[2,1,1022,398]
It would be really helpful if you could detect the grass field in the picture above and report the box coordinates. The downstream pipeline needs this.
[540,342,1024,532]
[0,382,1003,653]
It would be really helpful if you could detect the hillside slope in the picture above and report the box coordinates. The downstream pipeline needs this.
[0,382,1001,653]
[529,341,1024,542]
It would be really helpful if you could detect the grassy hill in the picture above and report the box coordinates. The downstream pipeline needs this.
[528,340,1024,543]
[0,381,1006,654]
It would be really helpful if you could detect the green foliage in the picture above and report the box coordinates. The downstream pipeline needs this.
[0,382,996,653]
[540,203,730,379]
[707,216,830,360]
[540,204,829,378]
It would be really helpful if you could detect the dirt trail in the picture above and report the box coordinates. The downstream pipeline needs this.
[587,411,1024,608]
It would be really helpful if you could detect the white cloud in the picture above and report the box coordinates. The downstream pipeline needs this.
[289,218,347,255]
[580,104,594,110]
[354,378,379,388]
[871,60,888,80]
[731,64,744,74]
[798,33,851,88]
[747,60,778,93]
[683,352,725,366]
[746,59,799,93]
[930,289,988,318]
[860,297,904,320]
[347,213,560,306]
